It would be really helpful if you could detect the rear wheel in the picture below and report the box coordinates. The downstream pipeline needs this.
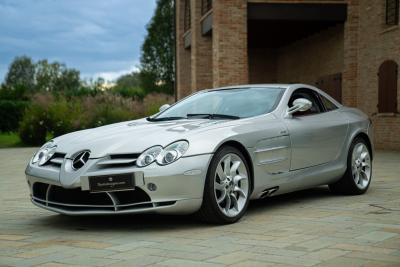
[196,146,251,224]
[329,137,372,195]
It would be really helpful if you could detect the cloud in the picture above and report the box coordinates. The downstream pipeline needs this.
[89,64,140,82]
[0,0,157,81]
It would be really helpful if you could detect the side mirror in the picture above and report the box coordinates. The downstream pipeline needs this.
[159,104,170,112]
[287,98,312,116]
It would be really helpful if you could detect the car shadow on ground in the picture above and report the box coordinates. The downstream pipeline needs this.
[32,186,349,232]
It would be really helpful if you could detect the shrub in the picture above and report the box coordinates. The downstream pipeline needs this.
[18,102,49,146]
[17,92,175,146]
[0,100,29,132]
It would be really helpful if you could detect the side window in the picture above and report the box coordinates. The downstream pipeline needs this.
[288,88,323,116]
[319,94,338,112]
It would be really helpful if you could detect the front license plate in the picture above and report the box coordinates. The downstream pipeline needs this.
[89,173,135,193]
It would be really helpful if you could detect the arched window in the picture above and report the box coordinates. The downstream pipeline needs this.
[378,60,398,113]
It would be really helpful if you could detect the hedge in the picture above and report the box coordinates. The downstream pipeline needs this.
[0,100,29,132]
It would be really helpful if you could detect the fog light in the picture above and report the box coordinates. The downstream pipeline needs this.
[147,183,157,191]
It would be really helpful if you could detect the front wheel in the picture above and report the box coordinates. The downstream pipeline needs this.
[329,137,372,195]
[196,146,251,224]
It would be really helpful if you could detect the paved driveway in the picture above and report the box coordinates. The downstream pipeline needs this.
[0,148,399,267]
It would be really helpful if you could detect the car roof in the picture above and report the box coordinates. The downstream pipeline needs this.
[210,84,291,91]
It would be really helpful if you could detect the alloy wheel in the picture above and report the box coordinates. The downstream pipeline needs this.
[351,143,371,190]
[214,153,249,217]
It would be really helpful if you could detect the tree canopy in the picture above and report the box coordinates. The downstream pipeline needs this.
[140,0,175,95]
[4,56,35,90]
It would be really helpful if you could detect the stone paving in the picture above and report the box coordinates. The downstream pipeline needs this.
[0,148,399,267]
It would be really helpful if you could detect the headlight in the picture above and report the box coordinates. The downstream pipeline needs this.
[156,141,189,165]
[31,141,57,166]
[136,146,163,167]
[136,141,189,167]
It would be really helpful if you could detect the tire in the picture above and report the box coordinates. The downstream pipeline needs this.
[329,137,372,195]
[196,146,252,224]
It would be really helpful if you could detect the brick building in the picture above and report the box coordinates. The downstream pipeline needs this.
[175,0,400,150]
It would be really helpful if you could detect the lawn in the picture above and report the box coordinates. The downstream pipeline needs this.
[0,132,24,148]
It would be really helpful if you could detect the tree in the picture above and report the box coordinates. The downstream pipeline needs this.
[4,56,35,91]
[140,0,175,95]
[112,72,145,99]
[35,60,80,92]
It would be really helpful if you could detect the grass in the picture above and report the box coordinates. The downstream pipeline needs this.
[0,132,24,148]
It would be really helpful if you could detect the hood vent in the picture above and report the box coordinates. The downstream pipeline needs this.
[97,153,140,169]
[43,152,66,169]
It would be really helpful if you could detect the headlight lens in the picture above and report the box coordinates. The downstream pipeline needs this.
[31,141,57,166]
[156,141,189,165]
[136,146,163,167]
[136,141,189,167]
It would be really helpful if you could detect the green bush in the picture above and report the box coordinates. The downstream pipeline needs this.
[112,86,145,99]
[0,100,29,132]
[17,92,174,146]
[18,103,48,146]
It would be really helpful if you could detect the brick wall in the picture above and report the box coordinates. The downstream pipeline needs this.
[276,24,344,85]
[190,0,213,92]
[176,0,192,99]
[213,0,248,87]
[356,0,400,150]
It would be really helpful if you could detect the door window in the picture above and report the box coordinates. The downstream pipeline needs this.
[319,94,338,112]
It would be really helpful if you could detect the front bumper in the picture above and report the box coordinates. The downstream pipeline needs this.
[26,154,213,215]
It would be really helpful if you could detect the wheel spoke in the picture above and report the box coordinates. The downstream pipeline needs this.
[356,145,363,157]
[214,181,224,191]
[360,170,369,182]
[360,152,369,161]
[216,164,226,181]
[217,189,227,204]
[233,174,246,185]
[230,161,240,177]
[234,186,246,198]
[225,194,231,212]
[361,161,369,168]
[223,156,231,177]
[354,172,360,184]
[231,193,239,211]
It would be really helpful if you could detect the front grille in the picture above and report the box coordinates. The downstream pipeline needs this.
[96,153,140,169]
[31,182,166,212]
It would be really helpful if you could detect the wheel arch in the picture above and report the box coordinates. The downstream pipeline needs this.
[215,140,255,193]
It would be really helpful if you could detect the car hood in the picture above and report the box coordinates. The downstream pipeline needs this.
[53,118,228,158]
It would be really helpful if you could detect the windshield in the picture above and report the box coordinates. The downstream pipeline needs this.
[153,87,284,120]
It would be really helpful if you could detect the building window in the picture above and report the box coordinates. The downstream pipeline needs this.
[184,0,191,32]
[386,0,399,25]
[202,0,213,15]
[378,60,398,113]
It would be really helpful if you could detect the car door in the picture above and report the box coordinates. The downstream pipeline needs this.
[284,88,348,170]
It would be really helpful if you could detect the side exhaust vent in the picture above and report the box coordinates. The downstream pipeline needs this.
[259,186,279,199]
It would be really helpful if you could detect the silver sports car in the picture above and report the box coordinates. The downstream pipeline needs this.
[25,84,373,223]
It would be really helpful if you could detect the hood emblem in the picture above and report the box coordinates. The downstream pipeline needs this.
[72,151,90,170]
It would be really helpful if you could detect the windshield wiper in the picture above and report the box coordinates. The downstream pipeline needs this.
[186,113,240,120]
[146,116,186,122]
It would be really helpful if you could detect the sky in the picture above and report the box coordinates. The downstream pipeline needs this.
[0,0,157,82]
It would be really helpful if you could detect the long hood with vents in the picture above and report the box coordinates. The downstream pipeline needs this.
[53,118,230,158]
